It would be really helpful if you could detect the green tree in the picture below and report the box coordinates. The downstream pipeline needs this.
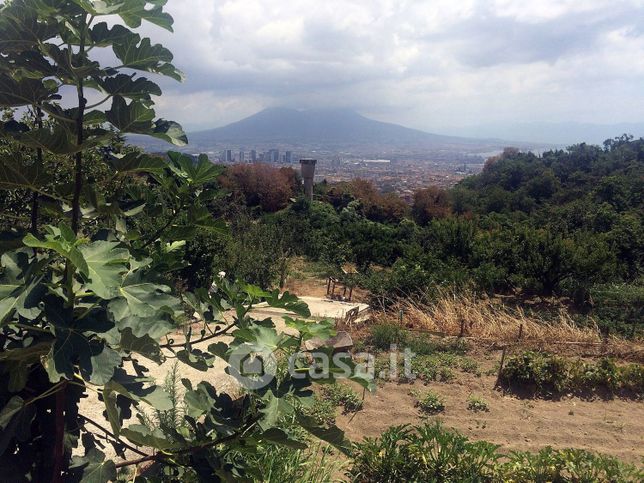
[0,2,367,481]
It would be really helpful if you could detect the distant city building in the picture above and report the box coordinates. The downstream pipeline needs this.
[250,149,257,162]
[222,149,232,162]
[267,149,279,163]
[239,150,245,163]
[285,151,293,163]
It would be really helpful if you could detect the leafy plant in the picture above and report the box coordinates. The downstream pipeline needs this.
[0,2,373,481]
[347,423,500,482]
[321,382,364,413]
[369,322,407,350]
[413,390,445,414]
[466,395,489,413]
[347,423,642,482]
[500,351,570,396]
[501,351,643,397]
[301,396,338,427]
[503,447,643,482]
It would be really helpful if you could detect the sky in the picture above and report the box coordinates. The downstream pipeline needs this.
[138,0,644,136]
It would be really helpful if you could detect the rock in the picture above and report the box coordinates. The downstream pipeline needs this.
[303,331,354,353]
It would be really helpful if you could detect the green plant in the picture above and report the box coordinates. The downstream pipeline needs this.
[227,422,344,483]
[413,390,445,414]
[347,423,643,483]
[369,323,407,350]
[301,396,339,427]
[503,447,643,482]
[0,2,374,481]
[322,382,364,413]
[410,354,462,382]
[459,358,481,376]
[139,362,188,444]
[467,395,489,412]
[407,335,469,355]
[347,423,500,482]
[501,351,570,396]
[501,351,644,398]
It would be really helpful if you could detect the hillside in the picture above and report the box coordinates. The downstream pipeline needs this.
[188,107,495,146]
[129,107,525,156]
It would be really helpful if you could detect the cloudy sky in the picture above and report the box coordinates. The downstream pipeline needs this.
[141,0,644,134]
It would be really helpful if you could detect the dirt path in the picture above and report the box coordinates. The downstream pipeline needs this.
[337,360,644,465]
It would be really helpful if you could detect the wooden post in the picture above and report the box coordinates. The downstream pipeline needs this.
[494,348,507,389]
[459,319,466,338]
[517,324,523,341]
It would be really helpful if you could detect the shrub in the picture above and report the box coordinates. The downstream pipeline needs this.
[321,383,364,413]
[410,353,479,383]
[570,357,621,392]
[503,447,643,482]
[620,364,644,393]
[369,323,407,350]
[501,351,644,397]
[228,423,344,483]
[407,335,469,355]
[347,423,500,482]
[413,390,445,414]
[301,396,337,426]
[459,358,481,376]
[347,423,643,483]
[467,395,490,412]
[501,351,570,396]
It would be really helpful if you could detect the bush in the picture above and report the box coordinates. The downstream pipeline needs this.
[503,447,643,482]
[413,390,445,414]
[501,351,644,397]
[410,353,478,383]
[467,395,489,412]
[301,396,337,426]
[321,383,364,413]
[406,335,469,355]
[347,423,500,482]
[369,323,407,350]
[347,423,643,482]
[501,351,569,396]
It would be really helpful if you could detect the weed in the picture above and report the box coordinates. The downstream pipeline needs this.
[321,383,364,413]
[459,357,481,376]
[501,351,644,397]
[369,323,407,350]
[467,395,490,412]
[407,335,469,355]
[347,423,500,482]
[347,423,643,482]
[503,447,643,482]
[302,396,337,426]
[413,390,445,414]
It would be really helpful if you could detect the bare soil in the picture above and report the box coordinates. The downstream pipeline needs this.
[336,352,644,465]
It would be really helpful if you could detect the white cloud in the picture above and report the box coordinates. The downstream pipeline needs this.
[128,0,644,131]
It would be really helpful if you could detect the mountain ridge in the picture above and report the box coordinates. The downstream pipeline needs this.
[187,107,505,146]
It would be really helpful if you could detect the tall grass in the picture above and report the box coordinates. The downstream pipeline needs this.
[376,290,643,359]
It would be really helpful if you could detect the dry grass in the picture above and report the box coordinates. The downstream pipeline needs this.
[375,291,643,361]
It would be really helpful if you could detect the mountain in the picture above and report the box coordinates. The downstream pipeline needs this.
[187,107,501,147]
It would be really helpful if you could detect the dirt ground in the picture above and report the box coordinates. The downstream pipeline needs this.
[336,352,644,465]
